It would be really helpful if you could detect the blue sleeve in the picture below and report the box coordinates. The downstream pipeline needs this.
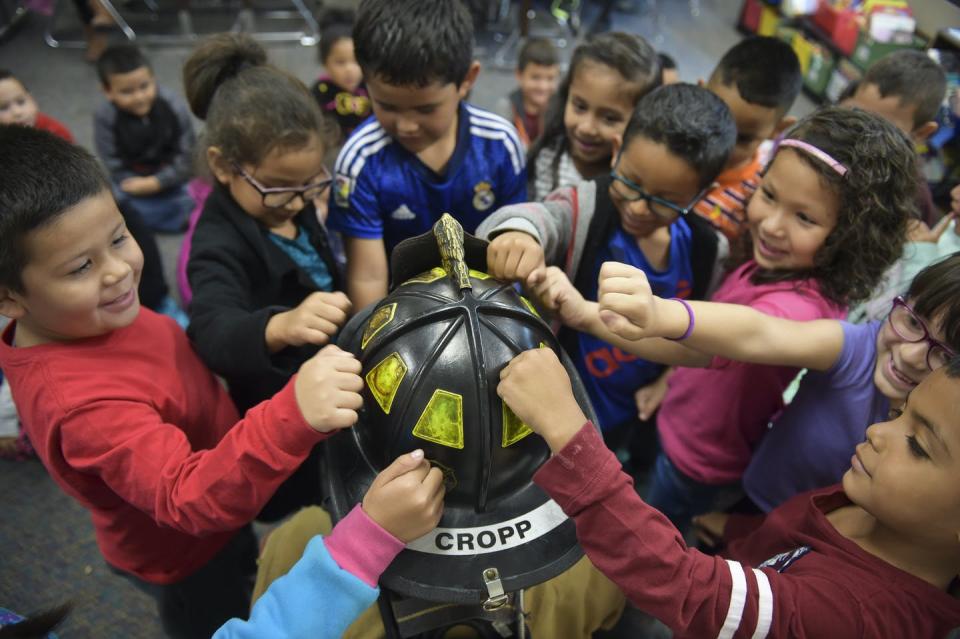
[212,536,379,639]
[327,145,384,240]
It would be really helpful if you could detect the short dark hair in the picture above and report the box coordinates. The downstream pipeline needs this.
[0,69,19,84]
[518,38,559,71]
[861,50,947,128]
[621,83,736,190]
[353,0,474,87]
[0,125,109,292]
[908,253,960,353]
[710,36,802,113]
[317,8,355,64]
[96,44,151,86]
[657,52,677,71]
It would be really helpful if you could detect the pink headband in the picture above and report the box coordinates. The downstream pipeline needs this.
[778,139,848,177]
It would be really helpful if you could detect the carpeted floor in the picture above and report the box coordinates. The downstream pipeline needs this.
[0,458,164,638]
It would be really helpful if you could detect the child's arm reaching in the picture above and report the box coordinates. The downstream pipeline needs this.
[60,345,365,536]
[477,185,584,284]
[531,266,710,368]
[497,349,867,638]
[594,262,844,371]
[214,450,444,639]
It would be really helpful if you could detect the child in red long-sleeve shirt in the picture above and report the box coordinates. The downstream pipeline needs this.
[497,347,960,638]
[0,124,386,639]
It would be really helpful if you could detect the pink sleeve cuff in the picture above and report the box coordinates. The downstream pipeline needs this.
[325,504,405,587]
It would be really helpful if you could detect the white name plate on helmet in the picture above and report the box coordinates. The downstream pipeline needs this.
[406,499,568,556]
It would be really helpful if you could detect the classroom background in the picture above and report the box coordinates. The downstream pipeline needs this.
[2,0,960,636]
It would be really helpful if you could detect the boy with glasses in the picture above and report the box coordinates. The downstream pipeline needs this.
[476,84,735,466]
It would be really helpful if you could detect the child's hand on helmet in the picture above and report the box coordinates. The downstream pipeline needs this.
[294,344,364,433]
[532,267,594,330]
[363,450,445,542]
[487,231,546,288]
[266,291,353,352]
[497,348,588,453]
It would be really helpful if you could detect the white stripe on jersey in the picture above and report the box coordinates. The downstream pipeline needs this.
[469,127,522,175]
[717,560,748,639]
[348,135,393,180]
[750,569,773,639]
[337,122,388,176]
[467,109,523,165]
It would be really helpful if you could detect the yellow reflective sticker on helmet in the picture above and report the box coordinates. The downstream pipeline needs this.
[365,352,407,414]
[502,403,533,447]
[520,296,541,318]
[468,269,491,280]
[412,390,464,449]
[361,303,397,349]
[402,267,447,285]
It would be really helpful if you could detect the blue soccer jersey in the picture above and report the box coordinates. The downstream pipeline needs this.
[327,102,527,254]
[576,220,695,430]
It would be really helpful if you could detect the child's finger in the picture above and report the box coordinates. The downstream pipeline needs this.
[327,408,360,430]
[599,261,642,280]
[599,309,643,339]
[304,317,339,338]
[371,449,429,487]
[526,265,547,288]
[337,389,364,411]
[317,344,350,357]
[331,356,363,374]
[334,371,364,393]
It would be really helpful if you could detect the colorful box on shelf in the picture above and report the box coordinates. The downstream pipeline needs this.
[758,4,782,36]
[813,1,862,55]
[850,30,924,71]
[824,57,863,103]
[740,0,764,32]
[866,6,915,43]
[803,44,836,97]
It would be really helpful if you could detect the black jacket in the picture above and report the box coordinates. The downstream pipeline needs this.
[187,185,343,413]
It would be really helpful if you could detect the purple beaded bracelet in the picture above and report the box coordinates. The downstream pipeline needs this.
[665,298,694,341]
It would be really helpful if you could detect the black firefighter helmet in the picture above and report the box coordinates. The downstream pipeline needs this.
[325,214,599,603]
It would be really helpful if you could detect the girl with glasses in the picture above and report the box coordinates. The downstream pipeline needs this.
[566,253,960,523]
[183,34,351,521]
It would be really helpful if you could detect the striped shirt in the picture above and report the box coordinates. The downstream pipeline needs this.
[531,146,584,202]
[327,102,526,254]
[535,423,960,639]
[693,153,764,241]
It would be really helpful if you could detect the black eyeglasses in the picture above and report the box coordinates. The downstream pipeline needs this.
[609,167,706,221]
[888,296,956,371]
[232,162,333,209]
